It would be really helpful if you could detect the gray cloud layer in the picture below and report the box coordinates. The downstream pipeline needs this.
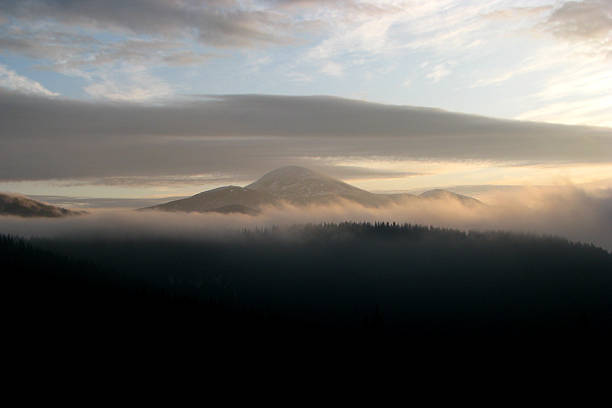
[1,90,611,181]
[0,0,291,48]
[540,0,612,61]
[545,0,612,41]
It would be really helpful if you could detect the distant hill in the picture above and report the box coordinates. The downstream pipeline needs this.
[146,186,277,215]
[145,166,482,214]
[419,189,483,207]
[0,193,86,218]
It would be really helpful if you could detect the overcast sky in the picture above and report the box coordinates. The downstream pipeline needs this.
[0,0,611,198]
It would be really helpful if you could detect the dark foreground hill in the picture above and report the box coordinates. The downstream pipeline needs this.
[0,192,86,217]
[5,223,612,349]
[146,166,481,214]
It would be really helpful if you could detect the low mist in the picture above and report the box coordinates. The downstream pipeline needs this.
[1,184,611,251]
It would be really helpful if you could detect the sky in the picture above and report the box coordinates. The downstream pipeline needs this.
[0,0,611,199]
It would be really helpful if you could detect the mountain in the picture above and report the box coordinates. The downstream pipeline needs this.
[145,186,276,215]
[0,193,86,217]
[419,189,483,207]
[246,166,388,206]
[145,166,482,214]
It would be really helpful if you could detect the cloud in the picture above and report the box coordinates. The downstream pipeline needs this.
[285,71,313,82]
[512,47,612,126]
[535,0,612,63]
[483,6,552,20]
[1,185,611,251]
[0,91,611,181]
[305,4,402,60]
[0,26,215,101]
[320,61,344,77]
[470,47,569,88]
[83,65,173,102]
[162,51,214,66]
[517,94,612,128]
[0,33,90,62]
[543,0,612,41]
[0,64,58,96]
[0,29,213,69]
[2,0,608,114]
[469,1,612,127]
[0,0,290,48]
[425,63,452,83]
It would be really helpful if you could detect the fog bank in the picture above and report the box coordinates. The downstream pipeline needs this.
[1,185,610,251]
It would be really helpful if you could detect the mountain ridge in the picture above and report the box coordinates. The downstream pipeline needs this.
[0,193,87,218]
[145,166,482,214]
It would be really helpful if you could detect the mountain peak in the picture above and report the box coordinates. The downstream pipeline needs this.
[246,166,333,192]
[249,166,326,183]
[246,166,373,205]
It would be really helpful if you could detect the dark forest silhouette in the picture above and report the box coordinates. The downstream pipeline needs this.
[4,222,612,345]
